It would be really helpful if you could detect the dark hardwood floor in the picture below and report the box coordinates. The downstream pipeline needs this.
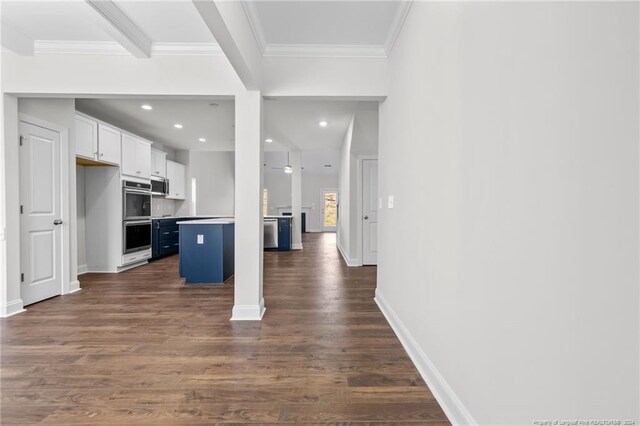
[1,233,449,424]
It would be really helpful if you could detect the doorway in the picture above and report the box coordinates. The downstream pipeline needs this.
[362,159,378,265]
[322,190,338,232]
[19,120,65,305]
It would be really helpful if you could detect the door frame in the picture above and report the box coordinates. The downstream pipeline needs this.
[320,188,339,232]
[357,155,378,267]
[18,113,72,307]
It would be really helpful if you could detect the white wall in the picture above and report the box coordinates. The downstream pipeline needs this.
[264,170,291,214]
[1,98,79,314]
[338,110,378,265]
[377,2,639,425]
[337,116,355,260]
[76,165,86,273]
[189,151,235,216]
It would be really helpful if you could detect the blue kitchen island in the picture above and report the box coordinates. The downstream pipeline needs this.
[178,218,235,284]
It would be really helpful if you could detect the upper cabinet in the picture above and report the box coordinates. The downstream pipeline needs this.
[75,114,120,165]
[97,123,121,165]
[121,133,151,179]
[166,160,186,200]
[75,114,97,160]
[151,149,167,178]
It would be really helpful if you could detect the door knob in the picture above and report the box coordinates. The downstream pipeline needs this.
[53,219,63,225]
[364,215,369,220]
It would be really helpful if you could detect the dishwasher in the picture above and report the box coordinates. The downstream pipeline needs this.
[264,219,279,249]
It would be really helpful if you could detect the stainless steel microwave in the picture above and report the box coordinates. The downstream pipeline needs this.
[150,177,168,196]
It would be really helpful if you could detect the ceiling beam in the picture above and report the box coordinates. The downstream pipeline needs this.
[85,0,151,58]
[1,21,34,56]
[193,0,262,90]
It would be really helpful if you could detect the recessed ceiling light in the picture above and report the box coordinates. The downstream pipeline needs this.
[318,120,328,127]
[198,138,206,142]
[174,123,183,129]
[141,104,153,110]
[324,164,332,167]
[265,138,273,143]
[209,103,220,108]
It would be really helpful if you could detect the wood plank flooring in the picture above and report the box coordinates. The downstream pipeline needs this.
[1,233,449,424]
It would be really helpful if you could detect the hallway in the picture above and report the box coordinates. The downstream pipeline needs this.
[1,233,448,424]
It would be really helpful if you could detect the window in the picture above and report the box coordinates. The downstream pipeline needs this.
[263,188,268,216]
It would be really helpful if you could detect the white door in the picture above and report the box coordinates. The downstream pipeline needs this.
[362,159,378,265]
[321,190,338,232]
[20,122,63,306]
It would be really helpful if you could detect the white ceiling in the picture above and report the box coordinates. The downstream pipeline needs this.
[1,1,113,42]
[264,99,378,151]
[264,150,340,176]
[75,98,236,151]
[245,0,410,56]
[1,0,410,58]
[1,0,218,55]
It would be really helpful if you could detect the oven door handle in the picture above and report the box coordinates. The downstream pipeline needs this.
[124,220,152,226]
[124,188,151,195]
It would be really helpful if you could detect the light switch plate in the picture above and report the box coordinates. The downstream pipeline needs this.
[197,234,204,244]
[388,196,394,209]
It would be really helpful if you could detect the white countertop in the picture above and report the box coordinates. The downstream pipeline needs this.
[156,215,291,220]
[177,218,235,225]
[153,215,232,219]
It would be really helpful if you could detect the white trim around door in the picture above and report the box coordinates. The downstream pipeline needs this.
[18,113,73,307]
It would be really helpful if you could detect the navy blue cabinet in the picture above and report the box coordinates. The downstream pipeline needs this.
[277,217,292,251]
[152,219,179,259]
[151,217,213,260]
[179,222,234,284]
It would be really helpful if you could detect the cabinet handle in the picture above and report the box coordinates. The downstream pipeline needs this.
[173,243,179,246]
[173,230,179,234]
[163,245,170,249]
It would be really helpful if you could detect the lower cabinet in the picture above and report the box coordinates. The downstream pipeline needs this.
[277,218,292,251]
[152,219,180,259]
[151,217,213,260]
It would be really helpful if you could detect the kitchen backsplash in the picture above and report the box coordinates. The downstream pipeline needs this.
[152,196,178,217]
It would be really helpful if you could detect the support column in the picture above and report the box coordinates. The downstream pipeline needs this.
[231,90,265,320]
[290,149,302,250]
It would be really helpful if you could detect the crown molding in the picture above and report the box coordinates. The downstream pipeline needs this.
[151,43,224,56]
[263,44,387,59]
[384,0,413,56]
[34,41,224,56]
[241,0,267,55]
[85,0,152,58]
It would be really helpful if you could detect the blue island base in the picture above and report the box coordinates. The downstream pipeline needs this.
[178,221,234,284]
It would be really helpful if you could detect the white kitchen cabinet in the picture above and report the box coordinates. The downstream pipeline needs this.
[121,133,151,179]
[166,160,186,200]
[97,123,121,165]
[151,149,167,178]
[75,114,97,160]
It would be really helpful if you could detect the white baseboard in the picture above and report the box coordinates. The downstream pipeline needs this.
[231,298,266,321]
[307,228,322,233]
[1,299,26,318]
[291,243,303,250]
[68,280,81,293]
[374,289,476,426]
[77,264,88,275]
[337,240,362,267]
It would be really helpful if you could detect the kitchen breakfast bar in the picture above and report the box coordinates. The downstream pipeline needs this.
[177,216,293,284]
